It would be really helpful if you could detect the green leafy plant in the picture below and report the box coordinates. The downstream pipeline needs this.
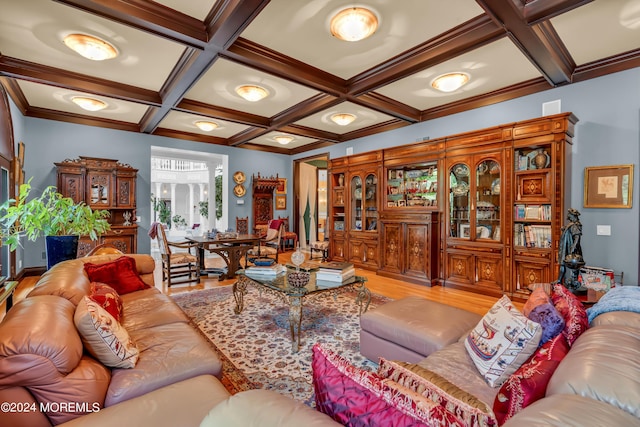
[172,214,187,228]
[0,178,111,251]
[151,194,171,226]
[198,200,208,219]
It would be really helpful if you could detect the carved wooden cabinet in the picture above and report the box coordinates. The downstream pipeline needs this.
[327,113,577,300]
[329,152,381,268]
[55,156,138,256]
[379,212,439,286]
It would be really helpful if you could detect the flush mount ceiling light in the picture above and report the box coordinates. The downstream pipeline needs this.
[235,85,269,102]
[331,113,357,126]
[431,72,470,93]
[274,135,294,145]
[330,7,378,42]
[194,121,218,131]
[71,96,107,111]
[63,34,118,61]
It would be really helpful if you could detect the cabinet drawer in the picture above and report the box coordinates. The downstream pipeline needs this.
[516,171,551,202]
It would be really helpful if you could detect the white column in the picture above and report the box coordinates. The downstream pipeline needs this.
[199,183,206,229]
[208,162,216,231]
[170,183,177,226]
[154,182,162,222]
[188,183,195,227]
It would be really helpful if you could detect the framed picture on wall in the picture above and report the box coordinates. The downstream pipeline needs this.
[584,164,634,208]
[276,178,287,194]
[276,195,287,210]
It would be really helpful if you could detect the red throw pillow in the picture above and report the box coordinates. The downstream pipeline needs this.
[493,333,570,424]
[551,283,589,346]
[312,344,464,427]
[84,256,148,295]
[89,282,123,321]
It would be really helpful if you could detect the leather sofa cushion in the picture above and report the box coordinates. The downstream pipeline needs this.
[119,288,189,331]
[105,322,223,406]
[590,310,640,329]
[360,296,481,359]
[418,340,499,407]
[28,254,155,306]
[501,394,640,427]
[202,388,341,427]
[0,296,82,376]
[59,375,230,427]
[546,325,640,418]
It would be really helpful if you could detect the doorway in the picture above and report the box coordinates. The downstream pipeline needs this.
[293,153,329,249]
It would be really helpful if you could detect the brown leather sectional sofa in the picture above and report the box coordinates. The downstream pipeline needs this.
[0,254,339,427]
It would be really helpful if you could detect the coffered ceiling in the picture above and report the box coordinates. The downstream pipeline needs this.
[0,0,638,155]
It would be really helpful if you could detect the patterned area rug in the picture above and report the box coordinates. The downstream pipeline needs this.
[171,285,390,405]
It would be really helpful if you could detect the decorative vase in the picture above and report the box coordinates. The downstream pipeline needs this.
[534,150,548,169]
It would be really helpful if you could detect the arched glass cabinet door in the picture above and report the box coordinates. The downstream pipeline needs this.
[475,159,501,241]
[364,173,377,231]
[449,163,470,239]
[351,175,362,231]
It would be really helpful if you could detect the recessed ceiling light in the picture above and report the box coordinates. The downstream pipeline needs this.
[236,85,269,102]
[274,135,294,145]
[330,7,378,42]
[194,121,218,131]
[431,73,470,93]
[331,113,357,126]
[63,34,118,61]
[71,96,107,111]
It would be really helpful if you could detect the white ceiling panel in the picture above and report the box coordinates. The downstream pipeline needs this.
[159,110,251,137]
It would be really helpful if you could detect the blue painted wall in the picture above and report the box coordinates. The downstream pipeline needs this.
[7,68,639,284]
[295,68,640,285]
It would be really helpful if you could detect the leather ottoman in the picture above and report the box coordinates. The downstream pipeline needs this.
[360,296,481,363]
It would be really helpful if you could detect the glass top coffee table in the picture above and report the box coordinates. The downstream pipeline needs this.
[233,268,370,353]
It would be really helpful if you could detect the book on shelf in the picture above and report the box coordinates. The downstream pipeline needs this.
[514,223,552,248]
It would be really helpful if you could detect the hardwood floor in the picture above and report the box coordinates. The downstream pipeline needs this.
[3,250,519,320]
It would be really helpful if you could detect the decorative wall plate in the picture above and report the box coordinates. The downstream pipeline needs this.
[233,171,246,184]
[233,184,246,197]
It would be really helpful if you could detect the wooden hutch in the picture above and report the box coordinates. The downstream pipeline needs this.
[328,113,578,299]
[55,156,138,256]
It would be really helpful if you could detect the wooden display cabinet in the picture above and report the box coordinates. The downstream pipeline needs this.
[55,156,138,256]
[444,150,506,296]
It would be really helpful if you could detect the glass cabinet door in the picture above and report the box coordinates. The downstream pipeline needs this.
[449,163,470,238]
[363,173,377,231]
[475,159,501,241]
[351,175,363,231]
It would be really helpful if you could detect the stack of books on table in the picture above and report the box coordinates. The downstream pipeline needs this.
[315,261,356,284]
[245,264,285,280]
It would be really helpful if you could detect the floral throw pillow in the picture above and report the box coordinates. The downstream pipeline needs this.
[551,283,589,346]
[493,333,570,424]
[74,296,139,368]
[464,295,542,387]
[88,282,123,321]
[84,256,148,295]
[312,344,465,426]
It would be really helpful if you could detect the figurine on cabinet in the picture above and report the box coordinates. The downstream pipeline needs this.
[556,208,585,291]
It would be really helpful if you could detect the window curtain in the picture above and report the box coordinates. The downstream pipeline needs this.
[298,162,317,249]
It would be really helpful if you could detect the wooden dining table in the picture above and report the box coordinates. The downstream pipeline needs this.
[186,234,261,280]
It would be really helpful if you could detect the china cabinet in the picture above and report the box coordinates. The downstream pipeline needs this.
[55,156,138,256]
[329,152,381,268]
[327,113,577,300]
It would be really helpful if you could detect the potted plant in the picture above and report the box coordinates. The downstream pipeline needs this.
[0,178,111,268]
[151,194,172,228]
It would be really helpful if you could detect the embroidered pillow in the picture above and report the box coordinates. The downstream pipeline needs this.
[74,296,139,368]
[88,282,123,321]
[311,344,465,426]
[377,359,498,427]
[527,302,565,345]
[493,333,570,424]
[464,295,542,387]
[551,283,589,346]
[84,256,148,295]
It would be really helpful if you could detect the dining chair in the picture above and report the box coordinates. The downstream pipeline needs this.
[156,223,201,286]
[247,219,284,264]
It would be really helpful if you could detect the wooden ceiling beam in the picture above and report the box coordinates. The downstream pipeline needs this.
[176,99,270,128]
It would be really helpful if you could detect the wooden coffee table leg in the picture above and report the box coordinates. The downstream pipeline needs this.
[289,296,303,353]
[233,276,248,314]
